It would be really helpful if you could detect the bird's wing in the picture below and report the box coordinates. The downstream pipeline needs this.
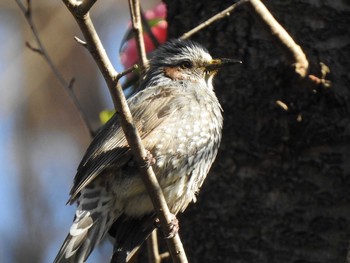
[68,86,189,203]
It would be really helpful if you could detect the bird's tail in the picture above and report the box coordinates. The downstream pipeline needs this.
[54,181,116,263]
[54,209,111,263]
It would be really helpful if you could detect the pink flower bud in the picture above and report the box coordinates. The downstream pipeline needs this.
[119,3,168,70]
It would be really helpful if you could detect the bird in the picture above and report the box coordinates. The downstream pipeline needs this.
[54,39,240,263]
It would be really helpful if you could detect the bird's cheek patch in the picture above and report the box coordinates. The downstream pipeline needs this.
[164,67,186,80]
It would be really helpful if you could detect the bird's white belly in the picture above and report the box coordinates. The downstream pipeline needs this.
[112,167,196,217]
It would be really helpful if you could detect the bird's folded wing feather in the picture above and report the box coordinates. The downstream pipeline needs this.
[68,86,189,203]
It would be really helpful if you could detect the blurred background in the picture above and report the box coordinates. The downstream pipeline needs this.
[0,0,159,262]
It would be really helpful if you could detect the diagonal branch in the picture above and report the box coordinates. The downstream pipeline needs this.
[61,1,188,262]
[180,0,309,78]
[128,0,148,68]
[147,230,170,263]
[129,2,164,262]
[246,0,309,77]
[14,0,94,137]
[140,7,161,49]
[62,0,119,108]
[180,0,248,40]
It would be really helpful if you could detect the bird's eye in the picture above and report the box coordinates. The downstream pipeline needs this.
[180,61,193,69]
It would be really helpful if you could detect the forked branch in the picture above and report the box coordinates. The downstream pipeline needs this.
[14,0,94,136]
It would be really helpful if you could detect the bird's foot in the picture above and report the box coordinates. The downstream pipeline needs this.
[165,214,179,239]
[153,214,179,239]
[142,150,156,168]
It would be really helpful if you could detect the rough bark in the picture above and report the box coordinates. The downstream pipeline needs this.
[165,1,350,262]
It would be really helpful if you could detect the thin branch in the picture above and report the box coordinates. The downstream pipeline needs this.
[74,36,87,47]
[14,0,94,137]
[134,5,162,262]
[16,0,27,14]
[180,0,309,78]
[147,235,159,263]
[180,0,248,40]
[116,64,139,81]
[147,230,170,263]
[128,0,148,68]
[140,7,161,48]
[246,0,309,77]
[147,230,161,263]
[160,252,170,261]
[111,61,189,263]
[62,1,188,262]
[25,41,43,54]
[63,0,119,107]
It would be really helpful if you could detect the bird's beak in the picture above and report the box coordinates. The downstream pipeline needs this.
[205,58,242,71]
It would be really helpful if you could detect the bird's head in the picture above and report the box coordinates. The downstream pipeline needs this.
[143,39,241,89]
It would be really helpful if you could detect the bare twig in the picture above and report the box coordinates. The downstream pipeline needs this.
[147,230,161,263]
[25,41,43,54]
[16,0,26,14]
[74,36,87,47]
[62,1,188,262]
[180,0,309,78]
[15,0,94,137]
[140,7,161,48]
[147,230,170,263]
[111,62,189,263]
[137,5,163,262]
[160,252,170,261]
[246,0,309,77]
[62,1,119,107]
[180,0,247,40]
[128,2,187,262]
[128,0,148,67]
[116,64,139,81]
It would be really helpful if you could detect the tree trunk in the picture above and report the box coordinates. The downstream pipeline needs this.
[165,1,350,262]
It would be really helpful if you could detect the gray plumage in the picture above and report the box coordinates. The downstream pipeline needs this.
[54,39,238,263]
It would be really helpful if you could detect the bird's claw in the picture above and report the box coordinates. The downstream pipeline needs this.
[164,214,179,239]
[153,214,179,239]
[141,150,156,168]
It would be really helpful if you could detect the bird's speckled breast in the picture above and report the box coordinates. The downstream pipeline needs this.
[117,88,223,216]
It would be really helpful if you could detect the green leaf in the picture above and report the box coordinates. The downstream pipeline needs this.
[99,110,115,124]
